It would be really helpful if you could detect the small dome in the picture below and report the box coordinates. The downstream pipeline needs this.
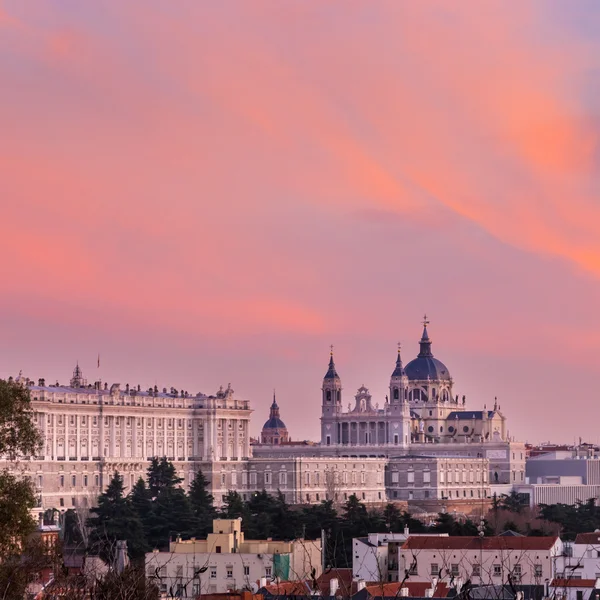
[263,417,287,430]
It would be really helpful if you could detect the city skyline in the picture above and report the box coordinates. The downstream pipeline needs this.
[2,2,600,444]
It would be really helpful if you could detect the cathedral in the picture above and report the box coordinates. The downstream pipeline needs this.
[319,318,507,449]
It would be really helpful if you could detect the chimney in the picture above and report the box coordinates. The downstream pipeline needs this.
[330,578,339,597]
[404,526,410,536]
[260,577,267,588]
[400,587,409,597]
[424,588,433,598]
[357,580,366,591]
[38,515,44,529]
[595,579,600,590]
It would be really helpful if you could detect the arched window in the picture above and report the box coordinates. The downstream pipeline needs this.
[326,390,331,402]
[393,388,399,400]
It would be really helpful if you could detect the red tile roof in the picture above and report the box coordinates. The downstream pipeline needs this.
[262,581,312,595]
[365,582,450,598]
[551,580,599,588]
[317,569,356,597]
[574,533,600,545]
[401,535,559,551]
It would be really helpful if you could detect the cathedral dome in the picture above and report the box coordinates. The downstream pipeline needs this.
[260,393,289,444]
[263,416,287,430]
[404,321,451,382]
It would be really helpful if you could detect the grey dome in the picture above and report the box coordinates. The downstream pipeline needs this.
[405,324,451,381]
[404,356,451,381]
[263,417,287,429]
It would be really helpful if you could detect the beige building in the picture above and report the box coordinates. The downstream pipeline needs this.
[397,535,562,586]
[145,518,322,597]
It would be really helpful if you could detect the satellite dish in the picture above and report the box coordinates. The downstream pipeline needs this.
[250,583,259,593]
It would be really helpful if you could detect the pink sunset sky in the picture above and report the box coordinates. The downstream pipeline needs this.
[1,1,599,444]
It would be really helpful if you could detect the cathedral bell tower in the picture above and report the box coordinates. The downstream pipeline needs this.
[321,347,342,446]
[390,343,408,410]
[389,344,410,448]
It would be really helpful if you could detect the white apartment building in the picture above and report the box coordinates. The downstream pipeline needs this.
[558,533,600,580]
[397,535,562,586]
[145,518,322,597]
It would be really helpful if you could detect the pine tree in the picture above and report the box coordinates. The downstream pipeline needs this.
[87,472,148,563]
[188,470,216,538]
[130,477,153,543]
[147,457,182,499]
[221,491,247,519]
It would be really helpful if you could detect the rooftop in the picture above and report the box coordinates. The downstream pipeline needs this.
[401,535,559,551]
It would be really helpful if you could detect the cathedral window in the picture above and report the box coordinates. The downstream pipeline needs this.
[393,388,399,400]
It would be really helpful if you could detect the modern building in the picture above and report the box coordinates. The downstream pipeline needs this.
[145,518,322,597]
[396,535,562,586]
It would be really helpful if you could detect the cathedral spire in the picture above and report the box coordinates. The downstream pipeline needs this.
[269,391,281,419]
[324,345,339,379]
[418,314,433,358]
[392,342,405,377]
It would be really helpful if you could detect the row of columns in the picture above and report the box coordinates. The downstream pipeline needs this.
[336,421,392,445]
[42,413,250,462]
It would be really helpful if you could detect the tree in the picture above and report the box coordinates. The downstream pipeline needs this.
[0,379,43,553]
[88,472,148,564]
[498,491,527,514]
[147,457,182,499]
[147,486,195,550]
[221,491,247,519]
[0,378,41,459]
[188,469,216,538]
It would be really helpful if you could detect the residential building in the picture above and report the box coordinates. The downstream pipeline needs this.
[145,518,322,597]
[397,535,562,586]
[557,533,600,580]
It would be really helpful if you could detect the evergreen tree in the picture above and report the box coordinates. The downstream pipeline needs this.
[130,477,153,542]
[271,491,298,540]
[147,457,182,499]
[221,491,247,519]
[188,470,216,538]
[88,472,148,563]
[147,486,196,550]
[383,503,403,532]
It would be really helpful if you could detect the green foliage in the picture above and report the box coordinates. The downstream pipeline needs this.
[431,511,489,536]
[0,379,42,568]
[147,457,182,499]
[0,470,37,557]
[0,379,42,459]
[539,498,600,540]
[221,490,247,519]
[88,472,148,563]
[189,470,216,538]
[498,491,528,514]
